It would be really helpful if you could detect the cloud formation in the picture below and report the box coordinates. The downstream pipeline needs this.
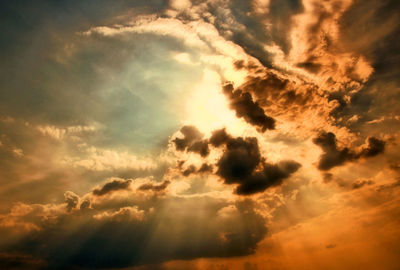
[214,134,301,195]
[64,191,80,212]
[313,132,385,170]
[0,0,399,269]
[92,179,132,196]
[172,125,210,156]
[174,127,301,195]
[222,83,276,132]
[0,192,267,269]
[138,180,170,192]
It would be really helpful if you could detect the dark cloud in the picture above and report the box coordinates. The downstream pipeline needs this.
[177,160,185,168]
[187,140,210,157]
[180,163,213,177]
[172,125,210,157]
[3,197,267,269]
[313,132,386,170]
[359,137,385,157]
[216,137,261,184]
[138,180,170,192]
[376,179,400,192]
[326,244,337,249]
[174,126,301,194]
[64,191,79,212]
[79,199,91,210]
[209,128,231,147]
[198,163,213,174]
[323,172,334,183]
[233,60,259,71]
[222,84,275,132]
[173,125,203,151]
[389,162,400,172]
[235,161,301,195]
[352,180,374,189]
[214,133,300,195]
[172,126,213,157]
[0,253,47,270]
[313,132,356,171]
[233,60,246,70]
[182,165,197,177]
[236,72,317,122]
[296,60,322,74]
[92,179,132,196]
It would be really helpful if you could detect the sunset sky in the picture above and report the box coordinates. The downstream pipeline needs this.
[0,0,399,269]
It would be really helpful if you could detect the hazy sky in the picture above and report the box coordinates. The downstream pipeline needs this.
[0,0,399,269]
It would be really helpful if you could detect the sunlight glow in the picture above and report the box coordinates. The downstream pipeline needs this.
[184,69,247,135]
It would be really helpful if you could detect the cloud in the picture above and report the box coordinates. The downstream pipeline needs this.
[359,137,386,158]
[93,206,145,222]
[326,244,337,249]
[323,172,334,183]
[79,199,91,210]
[287,0,372,86]
[173,125,204,150]
[233,70,344,139]
[64,191,80,212]
[216,136,262,184]
[209,128,231,147]
[209,130,301,194]
[352,180,374,190]
[64,147,157,172]
[37,125,97,140]
[180,163,213,177]
[235,161,302,195]
[172,125,212,157]
[0,0,398,269]
[92,179,132,196]
[0,253,47,270]
[172,126,301,194]
[1,195,267,269]
[222,83,276,132]
[313,132,386,170]
[187,140,210,157]
[138,180,170,192]
[0,203,64,234]
[198,163,213,173]
[313,132,356,170]
[182,165,197,177]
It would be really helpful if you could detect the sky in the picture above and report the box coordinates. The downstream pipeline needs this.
[0,0,399,269]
